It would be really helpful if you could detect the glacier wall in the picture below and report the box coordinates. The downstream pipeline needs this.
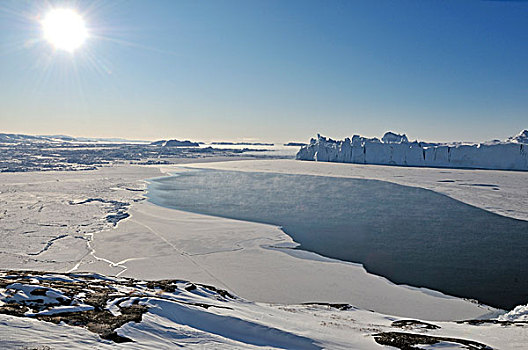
[296,130,528,171]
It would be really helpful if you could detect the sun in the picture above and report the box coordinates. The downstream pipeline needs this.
[41,9,88,53]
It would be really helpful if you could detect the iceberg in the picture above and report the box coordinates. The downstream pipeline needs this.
[507,129,528,144]
[296,130,528,171]
[151,139,200,147]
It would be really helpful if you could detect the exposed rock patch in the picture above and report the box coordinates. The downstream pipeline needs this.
[373,331,492,350]
[391,319,440,330]
[0,270,235,343]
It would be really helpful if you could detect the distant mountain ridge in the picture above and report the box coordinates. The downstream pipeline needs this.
[0,133,46,143]
[0,133,149,144]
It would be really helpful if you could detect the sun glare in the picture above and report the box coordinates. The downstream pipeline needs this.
[42,9,88,53]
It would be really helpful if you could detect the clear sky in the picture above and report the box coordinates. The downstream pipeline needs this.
[0,0,526,143]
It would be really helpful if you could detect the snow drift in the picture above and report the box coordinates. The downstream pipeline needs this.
[296,130,528,171]
[0,271,523,349]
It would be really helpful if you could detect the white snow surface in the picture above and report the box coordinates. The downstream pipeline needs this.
[1,283,69,306]
[296,130,528,171]
[499,303,528,322]
[0,160,527,348]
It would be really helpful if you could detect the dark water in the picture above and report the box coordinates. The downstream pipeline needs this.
[147,169,528,310]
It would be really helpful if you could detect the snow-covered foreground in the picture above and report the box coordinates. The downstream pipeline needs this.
[296,130,528,171]
[0,271,526,349]
[1,160,527,348]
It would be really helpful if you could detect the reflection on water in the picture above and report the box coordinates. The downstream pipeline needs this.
[148,169,528,310]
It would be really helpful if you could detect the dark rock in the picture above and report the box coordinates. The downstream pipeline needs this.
[373,331,492,350]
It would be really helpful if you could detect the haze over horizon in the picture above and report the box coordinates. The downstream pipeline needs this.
[0,0,527,143]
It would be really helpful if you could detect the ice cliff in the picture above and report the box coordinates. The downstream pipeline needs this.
[296,130,528,171]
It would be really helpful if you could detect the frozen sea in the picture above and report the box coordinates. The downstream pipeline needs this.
[148,169,528,310]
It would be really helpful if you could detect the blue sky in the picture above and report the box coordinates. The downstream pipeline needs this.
[0,0,526,142]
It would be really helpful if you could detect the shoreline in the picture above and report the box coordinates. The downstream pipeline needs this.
[72,161,503,321]
[90,199,500,321]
